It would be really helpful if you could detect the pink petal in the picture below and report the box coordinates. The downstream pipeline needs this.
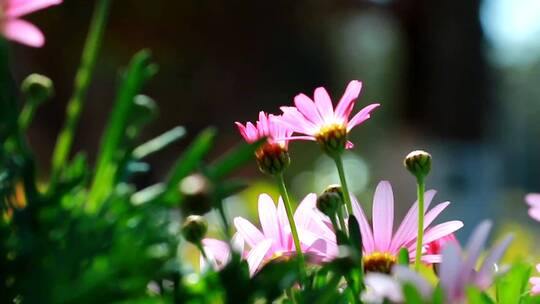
[294,93,324,125]
[536,264,540,273]
[6,0,62,18]
[293,193,318,228]
[372,181,394,252]
[352,195,375,253]
[440,243,463,300]
[335,80,362,121]
[278,106,318,135]
[276,197,289,249]
[530,277,540,285]
[390,190,437,252]
[314,87,334,123]
[347,103,380,131]
[476,235,513,289]
[420,254,442,263]
[258,194,282,249]
[401,201,453,249]
[247,239,273,276]
[233,217,265,249]
[529,207,540,222]
[202,238,231,263]
[2,19,44,47]
[422,221,464,245]
[345,141,354,149]
[526,193,540,207]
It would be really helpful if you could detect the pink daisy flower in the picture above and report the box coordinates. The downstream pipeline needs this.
[530,264,540,295]
[232,193,336,276]
[275,80,379,152]
[440,220,513,302]
[426,233,459,256]
[1,0,62,47]
[321,180,463,273]
[526,193,540,222]
[235,111,293,175]
[235,111,292,149]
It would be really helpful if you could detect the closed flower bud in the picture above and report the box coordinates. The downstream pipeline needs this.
[316,184,344,216]
[181,215,208,244]
[179,174,213,215]
[255,143,290,176]
[404,150,432,180]
[21,73,54,104]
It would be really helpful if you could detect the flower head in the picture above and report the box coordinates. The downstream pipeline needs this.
[232,193,336,276]
[275,80,379,156]
[526,193,540,222]
[530,264,540,295]
[439,220,513,302]
[1,0,62,47]
[235,112,292,175]
[325,181,463,273]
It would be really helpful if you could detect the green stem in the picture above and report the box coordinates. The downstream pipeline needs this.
[336,206,347,234]
[276,174,307,284]
[415,178,425,271]
[333,154,353,216]
[49,0,111,188]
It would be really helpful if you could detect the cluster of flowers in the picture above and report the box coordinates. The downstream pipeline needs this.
[185,80,531,302]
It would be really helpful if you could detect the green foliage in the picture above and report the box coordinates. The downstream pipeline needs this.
[496,262,532,304]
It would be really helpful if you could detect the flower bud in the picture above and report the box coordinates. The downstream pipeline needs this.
[21,73,54,104]
[179,174,213,215]
[255,143,290,176]
[181,215,208,244]
[404,150,432,180]
[317,185,345,216]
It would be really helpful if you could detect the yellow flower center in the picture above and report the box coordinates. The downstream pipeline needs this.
[363,252,397,274]
[314,124,347,156]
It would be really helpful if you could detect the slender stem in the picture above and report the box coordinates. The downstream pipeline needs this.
[217,203,231,239]
[276,174,307,283]
[196,243,208,259]
[415,178,425,270]
[49,0,111,188]
[336,206,347,234]
[333,154,353,216]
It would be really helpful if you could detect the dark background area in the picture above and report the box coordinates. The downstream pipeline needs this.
[8,0,540,236]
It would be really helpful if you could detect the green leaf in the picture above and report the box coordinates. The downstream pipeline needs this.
[496,262,532,304]
[86,50,157,213]
[347,215,362,256]
[466,286,495,304]
[132,126,186,159]
[403,283,424,303]
[162,128,216,205]
[206,138,265,180]
[398,248,410,265]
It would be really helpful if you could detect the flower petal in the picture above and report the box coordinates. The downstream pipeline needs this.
[347,103,380,131]
[475,235,513,289]
[335,80,362,121]
[461,220,492,280]
[440,243,463,301]
[6,0,62,18]
[421,221,464,246]
[294,93,323,125]
[246,239,273,276]
[258,194,281,249]
[2,19,44,47]
[390,190,437,252]
[314,87,334,123]
[278,106,318,135]
[202,238,231,264]
[372,181,394,251]
[352,195,375,253]
[233,217,265,249]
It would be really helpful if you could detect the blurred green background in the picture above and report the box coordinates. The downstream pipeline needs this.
[8,0,540,256]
